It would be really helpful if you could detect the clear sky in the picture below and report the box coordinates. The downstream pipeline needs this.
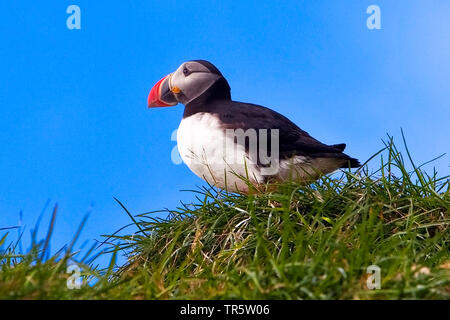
[0,1,449,262]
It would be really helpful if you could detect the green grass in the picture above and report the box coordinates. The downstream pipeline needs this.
[1,136,449,299]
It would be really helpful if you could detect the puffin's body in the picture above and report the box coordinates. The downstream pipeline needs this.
[148,60,360,193]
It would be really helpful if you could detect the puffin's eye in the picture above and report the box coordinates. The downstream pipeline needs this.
[183,67,190,76]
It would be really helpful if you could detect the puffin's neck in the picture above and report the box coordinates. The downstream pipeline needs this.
[183,77,231,118]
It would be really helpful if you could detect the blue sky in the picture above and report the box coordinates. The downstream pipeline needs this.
[0,1,449,263]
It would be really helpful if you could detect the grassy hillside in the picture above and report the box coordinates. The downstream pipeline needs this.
[1,137,449,299]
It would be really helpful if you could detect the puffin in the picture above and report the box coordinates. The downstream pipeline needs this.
[148,60,360,193]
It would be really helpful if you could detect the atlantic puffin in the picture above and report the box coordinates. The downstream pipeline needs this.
[148,60,360,193]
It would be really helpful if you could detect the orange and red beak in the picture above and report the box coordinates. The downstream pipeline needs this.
[147,74,178,108]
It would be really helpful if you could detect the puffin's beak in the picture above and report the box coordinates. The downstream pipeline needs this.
[147,74,178,108]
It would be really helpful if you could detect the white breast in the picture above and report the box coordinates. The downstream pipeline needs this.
[177,113,263,193]
[176,113,343,193]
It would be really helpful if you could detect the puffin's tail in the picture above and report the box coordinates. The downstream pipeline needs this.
[329,143,360,168]
[341,156,361,168]
[339,153,361,169]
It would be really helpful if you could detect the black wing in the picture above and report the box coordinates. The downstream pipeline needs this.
[213,101,360,167]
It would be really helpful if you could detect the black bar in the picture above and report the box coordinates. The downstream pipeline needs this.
[0,300,447,318]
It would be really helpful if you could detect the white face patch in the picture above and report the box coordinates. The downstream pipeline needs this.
[170,62,221,105]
